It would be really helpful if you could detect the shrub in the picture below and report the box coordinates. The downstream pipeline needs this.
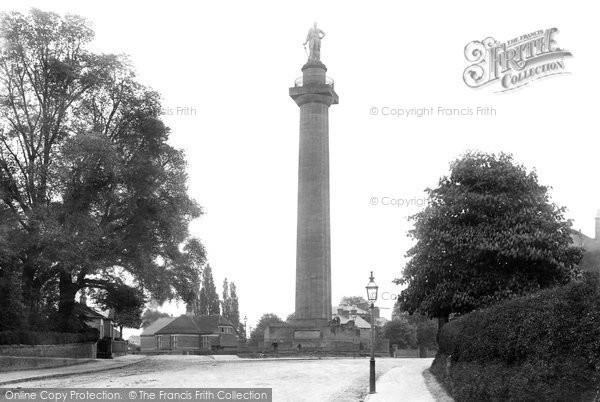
[80,328,100,343]
[383,318,417,349]
[432,272,600,401]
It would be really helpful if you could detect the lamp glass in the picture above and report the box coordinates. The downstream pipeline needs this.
[366,281,378,302]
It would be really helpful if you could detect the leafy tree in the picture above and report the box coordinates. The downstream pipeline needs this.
[219,278,240,332]
[221,278,231,321]
[229,282,240,330]
[236,324,246,341]
[95,283,145,336]
[408,314,437,351]
[395,152,583,337]
[339,296,370,311]
[286,313,295,322]
[382,317,417,350]
[197,264,220,316]
[0,9,205,332]
[141,309,171,328]
[249,313,283,346]
[393,306,438,351]
[0,267,26,331]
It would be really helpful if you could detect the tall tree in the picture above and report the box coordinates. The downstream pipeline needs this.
[395,152,583,337]
[229,282,240,330]
[197,264,220,315]
[0,9,206,332]
[221,278,231,321]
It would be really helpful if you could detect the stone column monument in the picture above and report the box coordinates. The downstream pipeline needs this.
[289,23,338,328]
[265,26,364,351]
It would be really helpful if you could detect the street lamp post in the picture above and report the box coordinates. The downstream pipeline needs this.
[244,315,248,342]
[366,271,379,394]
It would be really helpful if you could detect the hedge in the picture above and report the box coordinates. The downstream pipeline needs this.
[431,272,600,402]
[0,328,99,345]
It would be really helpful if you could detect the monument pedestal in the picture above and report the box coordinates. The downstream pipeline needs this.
[264,320,376,353]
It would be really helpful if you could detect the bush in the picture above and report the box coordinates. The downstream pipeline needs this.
[80,327,100,343]
[0,331,91,345]
[432,272,600,401]
[383,318,417,349]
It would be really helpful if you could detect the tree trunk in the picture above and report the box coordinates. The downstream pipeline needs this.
[57,271,78,332]
[436,314,449,344]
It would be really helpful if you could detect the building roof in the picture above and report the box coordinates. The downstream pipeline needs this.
[74,302,119,323]
[333,305,369,315]
[194,315,234,333]
[74,302,106,319]
[156,315,200,335]
[332,313,372,329]
[141,317,176,336]
[571,229,600,252]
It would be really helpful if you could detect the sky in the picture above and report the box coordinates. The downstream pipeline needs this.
[2,0,599,337]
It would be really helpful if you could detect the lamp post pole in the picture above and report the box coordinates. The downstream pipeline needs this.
[365,271,379,394]
[370,301,375,393]
[244,316,248,342]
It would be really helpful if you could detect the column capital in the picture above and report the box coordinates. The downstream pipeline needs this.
[289,85,339,106]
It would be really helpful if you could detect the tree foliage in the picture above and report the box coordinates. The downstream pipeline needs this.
[382,317,417,349]
[221,278,240,331]
[228,282,240,330]
[249,313,283,346]
[221,278,231,320]
[94,283,145,333]
[339,296,369,311]
[141,309,171,328]
[197,264,220,316]
[395,152,583,326]
[0,9,205,332]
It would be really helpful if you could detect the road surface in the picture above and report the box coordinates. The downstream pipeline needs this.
[5,356,440,401]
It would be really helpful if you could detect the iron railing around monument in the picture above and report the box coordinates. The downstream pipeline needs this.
[294,76,335,88]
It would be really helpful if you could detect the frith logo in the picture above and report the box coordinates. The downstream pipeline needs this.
[463,28,572,92]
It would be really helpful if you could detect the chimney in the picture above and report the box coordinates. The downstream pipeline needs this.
[596,210,600,240]
[337,308,344,316]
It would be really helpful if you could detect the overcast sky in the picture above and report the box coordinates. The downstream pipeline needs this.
[3,0,599,336]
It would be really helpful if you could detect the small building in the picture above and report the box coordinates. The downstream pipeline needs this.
[333,305,387,327]
[140,317,176,352]
[74,296,125,358]
[140,314,238,354]
[75,297,121,340]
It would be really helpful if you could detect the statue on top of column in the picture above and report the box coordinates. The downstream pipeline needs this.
[303,22,326,62]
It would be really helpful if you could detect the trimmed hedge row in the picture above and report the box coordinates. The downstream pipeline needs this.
[0,329,99,345]
[431,272,600,402]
